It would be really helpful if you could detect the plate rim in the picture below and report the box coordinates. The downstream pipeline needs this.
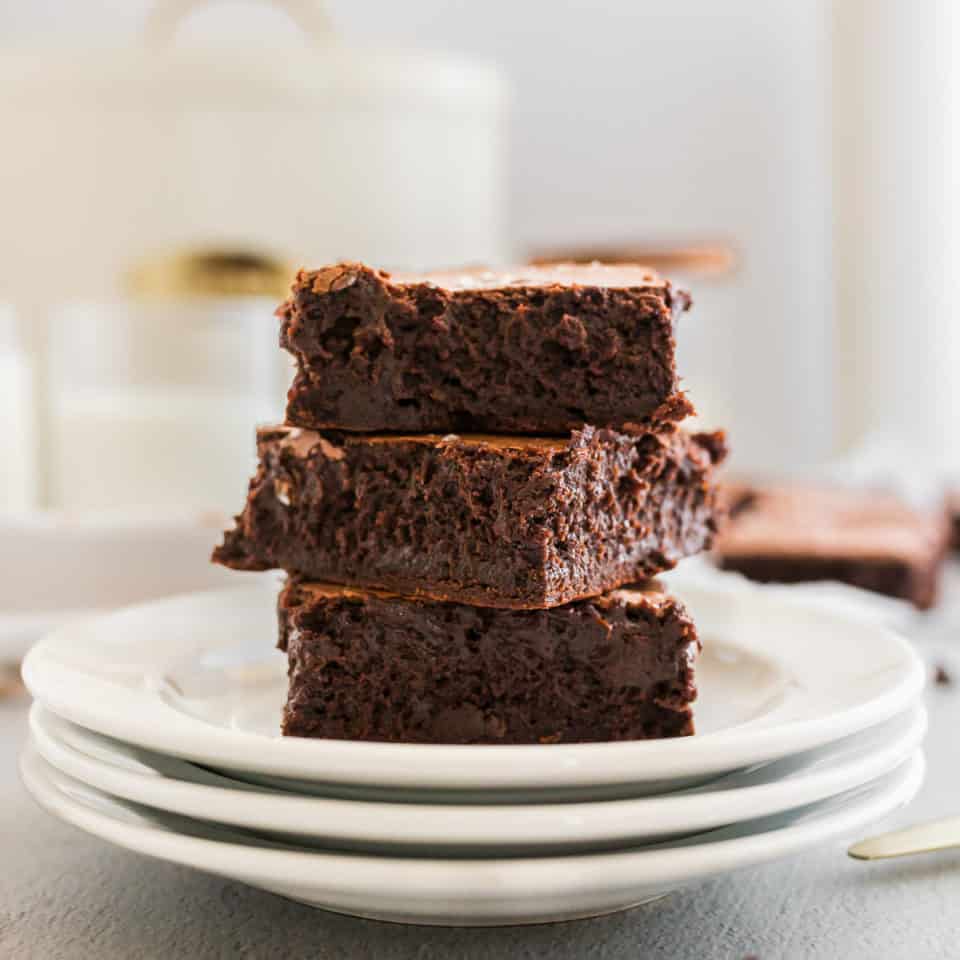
[28,701,927,849]
[19,743,925,906]
[21,580,927,790]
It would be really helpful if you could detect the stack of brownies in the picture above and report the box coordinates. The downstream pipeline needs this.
[214,262,727,744]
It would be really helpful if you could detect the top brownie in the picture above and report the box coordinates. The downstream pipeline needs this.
[278,261,694,434]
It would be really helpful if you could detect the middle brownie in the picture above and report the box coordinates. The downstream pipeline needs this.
[214,424,726,609]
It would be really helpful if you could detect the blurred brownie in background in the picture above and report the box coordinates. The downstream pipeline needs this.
[951,491,960,549]
[712,483,951,609]
[528,243,736,277]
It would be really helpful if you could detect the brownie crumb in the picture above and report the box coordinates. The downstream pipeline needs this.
[934,664,952,686]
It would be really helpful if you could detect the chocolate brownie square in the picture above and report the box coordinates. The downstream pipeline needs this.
[214,424,726,609]
[278,262,694,434]
[279,579,700,743]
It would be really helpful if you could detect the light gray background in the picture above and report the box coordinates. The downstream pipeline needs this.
[2,586,960,960]
[0,0,833,470]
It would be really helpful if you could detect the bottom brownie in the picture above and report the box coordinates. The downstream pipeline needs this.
[278,580,700,744]
[713,483,950,610]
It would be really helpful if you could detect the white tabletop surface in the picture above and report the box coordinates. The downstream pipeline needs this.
[2,572,960,959]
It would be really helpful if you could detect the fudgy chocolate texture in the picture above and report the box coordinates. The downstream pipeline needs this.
[278,262,694,435]
[279,580,699,743]
[214,425,727,609]
[713,483,950,610]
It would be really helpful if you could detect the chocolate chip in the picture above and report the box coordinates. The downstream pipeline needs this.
[934,664,952,686]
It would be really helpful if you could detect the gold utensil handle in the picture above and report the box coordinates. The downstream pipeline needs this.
[849,816,960,860]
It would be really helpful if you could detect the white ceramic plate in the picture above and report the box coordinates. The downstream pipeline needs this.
[29,703,926,854]
[20,744,924,926]
[21,580,924,796]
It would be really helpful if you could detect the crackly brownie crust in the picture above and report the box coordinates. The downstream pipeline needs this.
[279,580,699,744]
[214,425,726,609]
[713,483,950,610]
[278,262,694,435]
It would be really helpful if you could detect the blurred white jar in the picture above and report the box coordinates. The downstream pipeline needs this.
[0,0,506,306]
[0,0,506,507]
[833,0,959,464]
[0,306,37,511]
[47,251,292,512]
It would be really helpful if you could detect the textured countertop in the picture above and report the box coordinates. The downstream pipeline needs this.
[2,575,960,959]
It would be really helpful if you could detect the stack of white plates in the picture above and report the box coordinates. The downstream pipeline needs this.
[20,578,926,926]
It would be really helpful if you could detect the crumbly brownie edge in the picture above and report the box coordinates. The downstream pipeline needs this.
[213,425,727,609]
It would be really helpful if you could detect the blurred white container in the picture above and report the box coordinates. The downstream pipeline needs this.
[0,0,506,305]
[4,251,291,660]
[0,0,506,508]
[833,0,960,468]
[47,252,292,511]
[0,306,37,511]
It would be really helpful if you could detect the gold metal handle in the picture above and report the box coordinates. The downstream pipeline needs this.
[144,0,334,48]
[848,816,960,861]
[126,248,294,300]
